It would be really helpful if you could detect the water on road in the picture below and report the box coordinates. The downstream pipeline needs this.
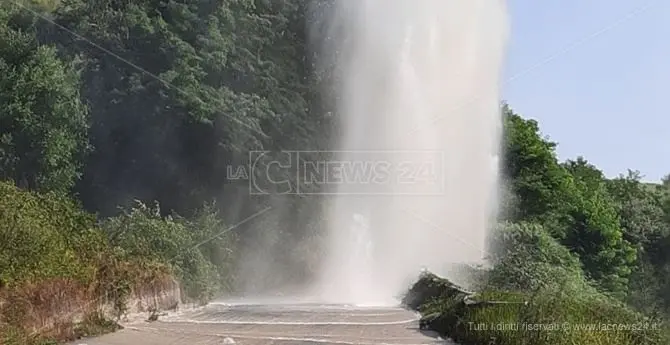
[71,302,450,345]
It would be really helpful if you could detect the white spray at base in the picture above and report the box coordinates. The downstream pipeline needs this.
[311,0,509,306]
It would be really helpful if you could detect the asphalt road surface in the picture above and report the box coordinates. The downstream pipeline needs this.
[70,299,451,345]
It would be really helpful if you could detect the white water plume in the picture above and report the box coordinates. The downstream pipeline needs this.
[311,0,509,305]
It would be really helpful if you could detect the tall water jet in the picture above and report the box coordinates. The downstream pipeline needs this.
[312,0,509,305]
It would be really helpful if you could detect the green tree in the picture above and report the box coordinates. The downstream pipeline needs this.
[561,158,636,298]
[606,170,667,250]
[500,103,571,226]
[501,104,635,297]
[0,4,89,194]
[35,0,327,216]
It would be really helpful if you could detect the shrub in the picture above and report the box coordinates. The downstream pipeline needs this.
[175,202,238,294]
[0,181,103,287]
[487,221,591,294]
[407,222,670,345]
[0,182,173,343]
[102,201,235,302]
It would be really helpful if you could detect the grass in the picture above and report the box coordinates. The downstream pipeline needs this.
[0,266,172,345]
[0,278,114,344]
[406,273,670,345]
[0,182,235,344]
[19,0,60,12]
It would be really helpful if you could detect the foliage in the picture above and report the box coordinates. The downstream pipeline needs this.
[605,171,670,314]
[422,288,669,345]
[0,181,126,344]
[102,201,236,302]
[174,202,238,294]
[0,1,316,342]
[0,3,89,195]
[0,182,234,342]
[500,103,570,224]
[0,181,102,286]
[561,158,636,297]
[2,1,670,345]
[408,222,669,345]
[407,106,670,345]
[488,222,589,294]
[502,106,636,297]
[31,0,327,216]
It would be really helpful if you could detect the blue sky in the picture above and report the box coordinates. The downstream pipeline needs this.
[503,1,669,182]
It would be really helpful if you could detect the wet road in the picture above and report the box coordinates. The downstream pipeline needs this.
[71,301,449,345]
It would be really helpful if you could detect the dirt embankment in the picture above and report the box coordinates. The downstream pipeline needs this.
[0,275,182,344]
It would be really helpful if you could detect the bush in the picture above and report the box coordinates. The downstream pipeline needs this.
[488,222,590,294]
[102,201,236,302]
[406,222,670,345]
[409,277,669,345]
[176,202,238,293]
[0,181,103,287]
[0,182,174,343]
[0,182,115,342]
[0,183,237,343]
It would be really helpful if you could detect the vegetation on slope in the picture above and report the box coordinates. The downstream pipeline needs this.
[0,181,234,344]
[405,223,669,345]
[0,1,311,343]
[405,107,670,345]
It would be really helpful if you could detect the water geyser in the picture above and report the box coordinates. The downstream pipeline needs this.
[313,0,509,305]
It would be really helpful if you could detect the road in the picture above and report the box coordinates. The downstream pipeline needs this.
[70,300,450,345]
